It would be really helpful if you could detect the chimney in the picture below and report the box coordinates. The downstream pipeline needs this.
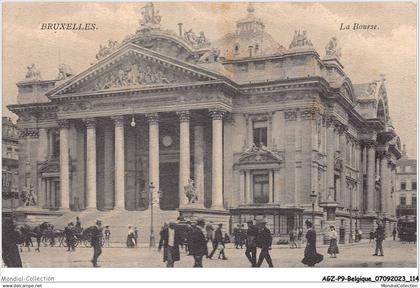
[178,23,183,37]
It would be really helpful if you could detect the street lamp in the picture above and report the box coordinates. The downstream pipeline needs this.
[310,190,317,226]
[149,182,156,247]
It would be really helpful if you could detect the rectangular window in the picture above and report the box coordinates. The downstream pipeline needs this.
[253,174,269,204]
[412,196,417,207]
[412,182,417,190]
[253,121,267,147]
[400,196,406,206]
[401,182,406,190]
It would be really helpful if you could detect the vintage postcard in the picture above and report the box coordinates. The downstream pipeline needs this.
[1,1,417,286]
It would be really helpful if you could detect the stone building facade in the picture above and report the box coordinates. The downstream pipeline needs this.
[8,3,402,241]
[2,117,20,210]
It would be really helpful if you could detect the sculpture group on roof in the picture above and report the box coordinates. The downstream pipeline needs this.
[139,3,161,28]
[183,29,211,49]
[325,37,341,59]
[289,30,313,49]
[56,64,74,81]
[96,40,120,61]
[25,64,42,81]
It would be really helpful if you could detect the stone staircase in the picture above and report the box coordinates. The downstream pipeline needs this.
[48,209,179,243]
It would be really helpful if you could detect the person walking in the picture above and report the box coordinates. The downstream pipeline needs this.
[208,224,227,260]
[64,222,76,252]
[90,220,103,267]
[126,225,136,248]
[256,219,273,267]
[158,220,181,267]
[75,217,82,230]
[245,220,258,267]
[134,227,139,247]
[327,225,339,258]
[289,228,297,249]
[297,227,303,248]
[2,218,22,267]
[233,224,240,249]
[189,219,208,267]
[392,227,397,241]
[301,219,323,267]
[373,220,385,256]
[104,226,111,247]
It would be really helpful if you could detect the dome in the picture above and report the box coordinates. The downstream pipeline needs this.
[213,3,284,60]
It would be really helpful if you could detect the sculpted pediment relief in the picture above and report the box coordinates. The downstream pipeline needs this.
[237,144,283,165]
[76,56,210,93]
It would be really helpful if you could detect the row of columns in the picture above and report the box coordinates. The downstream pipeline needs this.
[57,109,226,210]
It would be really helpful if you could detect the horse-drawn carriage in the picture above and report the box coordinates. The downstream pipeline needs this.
[397,216,417,243]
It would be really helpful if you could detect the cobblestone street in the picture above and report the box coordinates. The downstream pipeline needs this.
[19,239,416,268]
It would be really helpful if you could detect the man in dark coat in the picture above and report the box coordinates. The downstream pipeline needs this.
[2,218,22,267]
[208,224,227,260]
[189,219,208,267]
[233,224,240,249]
[245,220,258,267]
[90,220,103,267]
[256,220,273,267]
[373,220,385,256]
[158,220,181,267]
[64,222,76,252]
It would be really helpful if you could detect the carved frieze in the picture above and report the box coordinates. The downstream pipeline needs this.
[237,144,283,164]
[19,128,39,138]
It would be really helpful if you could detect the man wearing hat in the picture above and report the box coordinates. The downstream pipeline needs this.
[158,219,182,267]
[189,218,208,267]
[208,223,227,260]
[64,222,76,252]
[256,219,273,267]
[373,219,385,256]
[90,220,103,267]
[245,220,258,267]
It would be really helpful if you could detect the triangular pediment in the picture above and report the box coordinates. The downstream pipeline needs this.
[47,43,224,97]
[237,144,283,164]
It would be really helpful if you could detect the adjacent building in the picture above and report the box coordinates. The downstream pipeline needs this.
[395,145,417,218]
[7,3,402,241]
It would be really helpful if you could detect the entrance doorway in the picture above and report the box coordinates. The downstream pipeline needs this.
[159,162,179,210]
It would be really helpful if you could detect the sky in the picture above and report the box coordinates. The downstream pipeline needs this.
[2,2,417,158]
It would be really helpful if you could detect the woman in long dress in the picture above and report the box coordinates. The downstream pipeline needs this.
[327,225,339,258]
[126,225,136,248]
[301,219,323,267]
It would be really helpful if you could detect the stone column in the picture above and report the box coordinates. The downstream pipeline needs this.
[239,171,245,204]
[366,142,376,214]
[380,152,389,216]
[58,120,70,209]
[83,118,97,209]
[245,171,252,204]
[268,170,274,203]
[326,116,335,197]
[246,114,253,148]
[339,125,347,207]
[210,109,224,209]
[113,116,125,209]
[37,128,48,207]
[103,124,114,209]
[177,111,190,206]
[146,113,160,207]
[48,129,55,159]
[194,123,205,206]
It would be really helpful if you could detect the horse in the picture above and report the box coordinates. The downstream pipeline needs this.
[19,222,49,252]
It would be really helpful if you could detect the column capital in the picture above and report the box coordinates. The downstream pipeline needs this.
[209,108,225,120]
[363,140,377,149]
[176,110,190,122]
[20,128,39,138]
[57,119,70,129]
[145,113,159,125]
[82,117,96,129]
[337,124,348,135]
[284,108,298,121]
[300,107,318,120]
[111,116,125,127]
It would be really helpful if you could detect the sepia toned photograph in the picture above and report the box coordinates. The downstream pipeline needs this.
[1,0,417,275]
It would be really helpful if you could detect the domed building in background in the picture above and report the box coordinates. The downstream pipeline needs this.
[7,3,401,244]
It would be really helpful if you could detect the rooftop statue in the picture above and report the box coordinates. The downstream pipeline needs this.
[96,40,119,61]
[325,37,341,59]
[139,3,161,29]
[57,64,74,80]
[25,64,42,81]
[183,29,211,49]
[289,30,313,49]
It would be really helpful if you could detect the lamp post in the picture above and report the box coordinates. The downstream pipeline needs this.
[354,208,359,242]
[310,190,317,226]
[149,182,156,247]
